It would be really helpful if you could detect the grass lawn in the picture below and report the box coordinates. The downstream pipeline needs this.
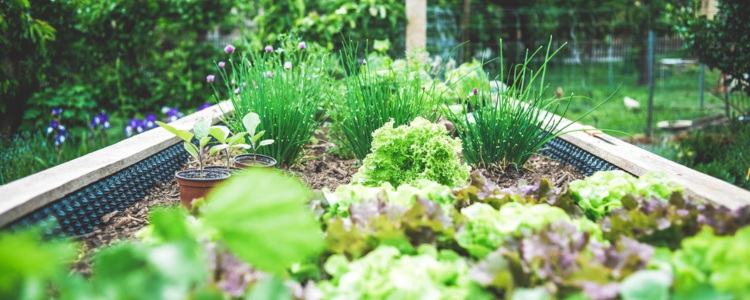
[531,61,728,136]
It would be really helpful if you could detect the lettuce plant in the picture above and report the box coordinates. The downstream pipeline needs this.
[318,245,490,300]
[568,170,683,220]
[352,117,470,188]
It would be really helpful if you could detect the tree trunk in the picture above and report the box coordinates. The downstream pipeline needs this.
[637,30,650,86]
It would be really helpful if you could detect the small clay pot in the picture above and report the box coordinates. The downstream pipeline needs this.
[204,165,249,175]
[233,154,277,169]
[175,169,230,210]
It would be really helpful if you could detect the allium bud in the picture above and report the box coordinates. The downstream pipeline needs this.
[284,62,292,70]
[298,42,306,50]
[207,75,215,83]
[218,61,226,68]
[242,82,246,87]
[224,44,235,54]
[234,88,240,94]
[265,46,273,52]
[473,88,478,95]
[362,59,367,65]
[231,79,236,86]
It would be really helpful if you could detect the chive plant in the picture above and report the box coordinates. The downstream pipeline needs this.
[211,36,328,166]
[336,40,445,161]
[447,38,609,169]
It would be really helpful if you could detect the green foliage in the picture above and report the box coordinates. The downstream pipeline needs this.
[220,36,327,166]
[568,171,684,221]
[352,117,470,188]
[0,228,75,300]
[670,226,750,299]
[254,0,405,54]
[336,40,442,161]
[318,245,491,300]
[203,169,324,274]
[447,40,607,169]
[672,0,750,94]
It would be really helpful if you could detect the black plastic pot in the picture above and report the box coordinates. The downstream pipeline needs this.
[233,154,277,169]
[175,169,230,210]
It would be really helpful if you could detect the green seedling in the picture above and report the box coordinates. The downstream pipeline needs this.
[157,119,213,178]
[208,125,248,171]
[234,112,274,162]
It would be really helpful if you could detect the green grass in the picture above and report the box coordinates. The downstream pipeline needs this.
[526,61,727,136]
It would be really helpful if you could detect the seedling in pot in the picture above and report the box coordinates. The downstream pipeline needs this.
[236,112,274,162]
[156,119,214,178]
[207,125,250,171]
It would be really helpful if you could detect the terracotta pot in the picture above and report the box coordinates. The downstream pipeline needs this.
[233,154,277,169]
[204,165,249,175]
[175,169,230,210]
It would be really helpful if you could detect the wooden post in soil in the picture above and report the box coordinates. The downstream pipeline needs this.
[405,0,427,55]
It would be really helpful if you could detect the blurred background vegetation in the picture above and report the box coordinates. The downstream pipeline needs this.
[1,0,748,188]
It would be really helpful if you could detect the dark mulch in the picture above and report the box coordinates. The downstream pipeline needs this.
[477,154,586,189]
[285,132,359,191]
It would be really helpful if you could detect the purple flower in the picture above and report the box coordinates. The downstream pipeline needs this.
[264,71,273,78]
[161,106,170,114]
[51,108,62,116]
[231,79,236,86]
[197,103,213,112]
[264,46,273,52]
[144,114,157,129]
[55,134,66,146]
[90,113,110,130]
[218,61,226,68]
[284,62,292,70]
[248,61,252,67]
[298,42,306,50]
[47,121,59,134]
[125,126,133,137]
[57,125,66,136]
[242,82,246,87]
[166,108,182,123]
[224,44,235,54]
[234,88,240,94]
[207,75,215,83]
[362,59,367,65]
[473,88,478,95]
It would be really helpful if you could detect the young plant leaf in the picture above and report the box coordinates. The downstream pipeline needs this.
[202,170,324,274]
[259,140,274,146]
[232,144,251,149]
[242,113,261,137]
[227,132,248,147]
[194,119,212,140]
[156,121,194,143]
[184,142,199,158]
[251,131,265,143]
[210,144,229,156]
[209,126,231,143]
[199,136,212,148]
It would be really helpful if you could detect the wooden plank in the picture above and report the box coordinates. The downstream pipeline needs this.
[546,112,750,209]
[0,102,234,227]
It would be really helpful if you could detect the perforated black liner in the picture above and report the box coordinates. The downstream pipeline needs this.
[6,143,190,238]
[6,136,625,236]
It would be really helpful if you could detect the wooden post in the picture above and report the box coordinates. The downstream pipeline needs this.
[405,0,427,55]
[646,30,655,137]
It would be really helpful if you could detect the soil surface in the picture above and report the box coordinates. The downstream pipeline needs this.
[74,130,584,274]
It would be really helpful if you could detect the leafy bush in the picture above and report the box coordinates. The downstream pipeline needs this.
[318,245,490,300]
[218,36,329,166]
[352,117,470,188]
[568,171,684,221]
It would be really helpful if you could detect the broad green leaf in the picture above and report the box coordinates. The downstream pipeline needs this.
[259,139,274,146]
[620,270,672,300]
[199,137,212,148]
[242,113,261,137]
[209,144,229,156]
[203,170,324,274]
[245,276,292,300]
[193,119,211,140]
[227,132,248,147]
[232,144,251,149]
[156,121,194,143]
[209,126,230,143]
[251,131,265,143]
[184,142,199,158]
